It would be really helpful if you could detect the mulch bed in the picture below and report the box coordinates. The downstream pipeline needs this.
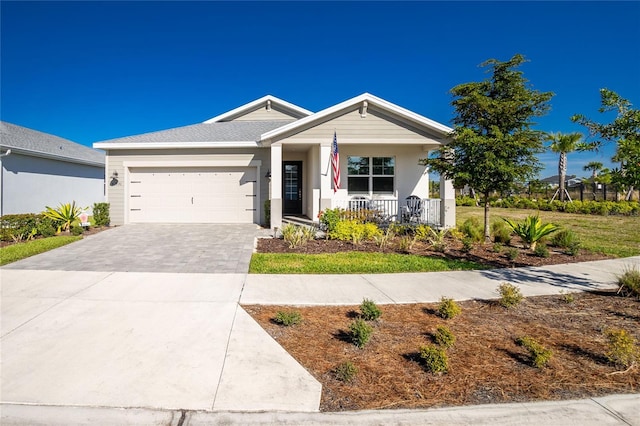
[244,291,640,411]
[256,237,611,268]
[0,225,112,248]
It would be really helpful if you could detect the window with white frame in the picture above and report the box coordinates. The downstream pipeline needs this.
[347,156,395,194]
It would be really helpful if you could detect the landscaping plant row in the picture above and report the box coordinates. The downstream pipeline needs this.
[457,196,640,216]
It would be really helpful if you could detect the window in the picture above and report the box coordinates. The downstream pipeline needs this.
[347,156,395,194]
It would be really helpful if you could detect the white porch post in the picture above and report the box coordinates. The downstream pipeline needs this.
[440,174,456,228]
[270,144,283,230]
[319,143,332,212]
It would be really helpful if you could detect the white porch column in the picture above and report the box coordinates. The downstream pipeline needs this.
[319,144,332,212]
[270,144,283,230]
[440,174,456,229]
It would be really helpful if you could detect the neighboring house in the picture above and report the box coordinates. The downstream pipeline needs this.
[0,121,105,216]
[540,175,577,189]
[94,93,455,229]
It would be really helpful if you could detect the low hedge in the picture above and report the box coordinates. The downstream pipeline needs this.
[456,196,639,216]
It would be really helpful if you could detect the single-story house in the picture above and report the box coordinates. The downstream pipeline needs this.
[93,93,455,229]
[0,121,105,216]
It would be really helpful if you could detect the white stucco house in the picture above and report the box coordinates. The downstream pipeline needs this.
[93,93,455,229]
[0,121,105,216]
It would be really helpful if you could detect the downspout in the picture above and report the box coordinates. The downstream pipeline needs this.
[0,149,12,217]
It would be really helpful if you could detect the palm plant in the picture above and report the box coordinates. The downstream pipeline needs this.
[503,215,560,251]
[43,201,85,233]
[547,132,584,202]
[583,161,604,181]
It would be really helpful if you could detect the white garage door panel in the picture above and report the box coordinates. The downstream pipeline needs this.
[128,167,256,223]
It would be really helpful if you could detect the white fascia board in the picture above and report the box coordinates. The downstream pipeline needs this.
[203,95,314,123]
[259,93,453,142]
[2,146,105,167]
[93,141,261,149]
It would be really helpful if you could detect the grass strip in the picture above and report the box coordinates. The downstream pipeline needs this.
[249,252,487,274]
[0,236,82,266]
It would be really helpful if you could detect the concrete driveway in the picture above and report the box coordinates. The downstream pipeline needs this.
[2,223,268,273]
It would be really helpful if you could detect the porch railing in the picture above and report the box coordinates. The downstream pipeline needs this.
[334,198,442,228]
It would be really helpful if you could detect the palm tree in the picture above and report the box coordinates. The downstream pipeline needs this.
[547,132,584,202]
[583,161,604,181]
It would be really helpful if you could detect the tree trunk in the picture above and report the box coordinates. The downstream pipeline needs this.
[559,152,567,202]
[483,194,490,243]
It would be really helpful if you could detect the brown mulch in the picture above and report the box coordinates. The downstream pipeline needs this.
[244,291,640,411]
[256,237,611,268]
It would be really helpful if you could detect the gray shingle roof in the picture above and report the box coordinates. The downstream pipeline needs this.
[95,120,294,145]
[1,121,105,166]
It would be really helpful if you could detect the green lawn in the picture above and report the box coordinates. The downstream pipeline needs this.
[0,236,82,266]
[457,206,640,258]
[249,252,486,274]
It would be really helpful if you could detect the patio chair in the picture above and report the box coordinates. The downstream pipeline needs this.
[403,195,423,223]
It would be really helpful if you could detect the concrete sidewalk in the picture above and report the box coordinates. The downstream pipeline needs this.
[2,256,639,425]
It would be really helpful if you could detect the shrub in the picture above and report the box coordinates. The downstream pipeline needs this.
[349,318,373,348]
[434,325,456,348]
[92,202,110,226]
[1,213,42,241]
[428,228,448,253]
[373,227,394,249]
[398,235,416,252]
[43,201,86,233]
[333,361,358,383]
[460,218,484,243]
[414,224,432,242]
[491,221,512,244]
[559,290,575,304]
[38,225,57,238]
[70,225,85,236]
[492,243,503,253]
[456,196,477,207]
[516,336,553,368]
[318,208,344,233]
[329,220,365,244]
[533,243,549,258]
[504,215,560,251]
[362,222,382,240]
[506,247,519,261]
[604,328,639,369]
[497,282,523,308]
[461,237,474,253]
[419,345,449,373]
[274,310,302,326]
[617,267,640,298]
[281,223,314,248]
[360,298,382,321]
[437,297,461,319]
[551,229,579,249]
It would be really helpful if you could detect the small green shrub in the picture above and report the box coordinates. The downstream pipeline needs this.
[461,237,474,253]
[503,215,560,251]
[70,225,85,236]
[281,223,314,248]
[551,229,578,248]
[398,235,416,252]
[434,325,456,348]
[491,221,512,244]
[419,345,449,373]
[559,290,575,304]
[43,201,86,233]
[516,336,553,368]
[506,247,519,261]
[318,208,344,233]
[456,196,477,207]
[437,297,461,319]
[604,328,639,368]
[533,243,549,258]
[617,267,640,298]
[360,298,382,321]
[92,202,110,226]
[497,282,523,308]
[414,224,432,242]
[329,220,365,244]
[373,227,395,249]
[274,310,302,326]
[333,361,358,383]
[428,228,448,253]
[460,218,484,243]
[349,318,373,348]
[492,243,503,253]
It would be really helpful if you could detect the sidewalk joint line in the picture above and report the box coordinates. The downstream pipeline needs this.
[360,275,397,304]
[590,397,634,425]
[210,303,241,411]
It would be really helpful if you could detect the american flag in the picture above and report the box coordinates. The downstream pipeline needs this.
[331,132,340,192]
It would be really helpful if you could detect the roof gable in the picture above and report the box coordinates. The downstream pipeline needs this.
[1,121,105,166]
[203,95,313,123]
[259,93,452,143]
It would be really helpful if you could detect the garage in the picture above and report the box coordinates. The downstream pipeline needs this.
[127,167,257,223]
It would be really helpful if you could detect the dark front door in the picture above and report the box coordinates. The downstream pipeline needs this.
[283,161,302,215]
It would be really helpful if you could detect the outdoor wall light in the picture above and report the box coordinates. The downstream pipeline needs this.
[110,171,119,186]
[265,170,271,179]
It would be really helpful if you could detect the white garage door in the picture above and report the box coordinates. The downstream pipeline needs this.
[128,167,257,223]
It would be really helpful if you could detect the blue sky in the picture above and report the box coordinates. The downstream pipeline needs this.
[2,1,639,179]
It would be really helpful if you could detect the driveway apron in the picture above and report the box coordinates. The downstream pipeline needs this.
[2,223,264,273]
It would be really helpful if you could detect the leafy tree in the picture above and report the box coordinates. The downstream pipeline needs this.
[427,54,553,240]
[547,132,584,201]
[572,89,640,198]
